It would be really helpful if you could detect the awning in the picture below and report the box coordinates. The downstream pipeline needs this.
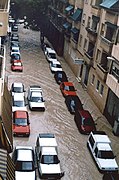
[65,5,74,12]
[92,15,100,22]
[100,0,119,9]
[105,22,117,29]
[71,27,79,34]
[71,8,82,21]
[63,22,71,29]
[0,148,15,180]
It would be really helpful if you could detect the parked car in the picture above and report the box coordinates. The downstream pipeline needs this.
[11,60,23,72]
[11,35,19,42]
[49,60,62,73]
[12,93,27,112]
[74,110,96,134]
[54,71,68,84]
[45,47,57,62]
[35,133,64,179]
[11,82,25,96]
[103,173,119,180]
[87,131,118,173]
[13,110,30,137]
[11,53,21,63]
[10,47,20,56]
[60,82,77,97]
[12,146,36,180]
[27,85,45,111]
[65,95,83,114]
[12,24,18,32]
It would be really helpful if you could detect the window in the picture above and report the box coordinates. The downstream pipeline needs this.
[100,23,105,36]
[91,74,95,85]
[87,17,91,28]
[82,14,86,25]
[100,84,104,96]
[96,49,101,63]
[89,135,95,149]
[79,34,83,46]
[96,80,100,91]
[84,38,87,50]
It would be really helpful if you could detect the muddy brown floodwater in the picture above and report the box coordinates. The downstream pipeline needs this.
[5,24,119,180]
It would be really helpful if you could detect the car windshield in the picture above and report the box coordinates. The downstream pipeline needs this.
[15,161,34,171]
[52,64,61,68]
[13,100,25,107]
[31,96,43,102]
[13,87,23,93]
[98,150,115,159]
[14,118,28,126]
[64,86,75,91]
[49,53,56,59]
[82,118,94,126]
[41,155,59,164]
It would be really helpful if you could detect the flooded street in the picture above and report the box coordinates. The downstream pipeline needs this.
[5,24,119,180]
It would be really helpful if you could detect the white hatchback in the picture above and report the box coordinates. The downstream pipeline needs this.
[45,47,57,62]
[50,60,62,73]
[12,146,36,180]
[12,94,27,112]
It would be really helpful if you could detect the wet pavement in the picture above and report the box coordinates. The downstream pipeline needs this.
[5,24,119,180]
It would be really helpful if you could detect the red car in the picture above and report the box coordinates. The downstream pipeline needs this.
[11,60,23,72]
[74,110,96,134]
[60,82,77,97]
[13,111,30,137]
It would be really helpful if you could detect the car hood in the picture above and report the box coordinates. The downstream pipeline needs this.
[29,102,45,108]
[15,171,36,180]
[97,158,118,169]
[12,106,27,112]
[40,163,61,174]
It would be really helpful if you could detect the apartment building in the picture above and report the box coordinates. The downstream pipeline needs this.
[0,0,15,179]
[46,0,119,128]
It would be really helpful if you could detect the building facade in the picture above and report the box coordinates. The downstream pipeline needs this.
[46,0,119,127]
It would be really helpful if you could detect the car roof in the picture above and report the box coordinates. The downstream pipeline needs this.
[13,94,24,100]
[79,110,92,118]
[63,82,74,86]
[97,143,112,151]
[42,147,57,155]
[92,133,111,143]
[14,111,28,118]
[13,82,23,87]
[31,92,42,97]
[51,60,61,64]
[16,147,33,161]
[46,48,56,54]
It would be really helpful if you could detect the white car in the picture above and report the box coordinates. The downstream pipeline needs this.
[12,94,27,112]
[10,47,20,56]
[87,131,118,173]
[11,82,25,96]
[12,146,36,180]
[50,60,62,73]
[45,47,57,62]
[27,85,45,111]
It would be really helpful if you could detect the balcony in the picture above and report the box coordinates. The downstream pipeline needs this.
[100,35,113,53]
[86,27,97,42]
[97,63,108,82]
[106,73,119,98]
[112,44,119,62]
